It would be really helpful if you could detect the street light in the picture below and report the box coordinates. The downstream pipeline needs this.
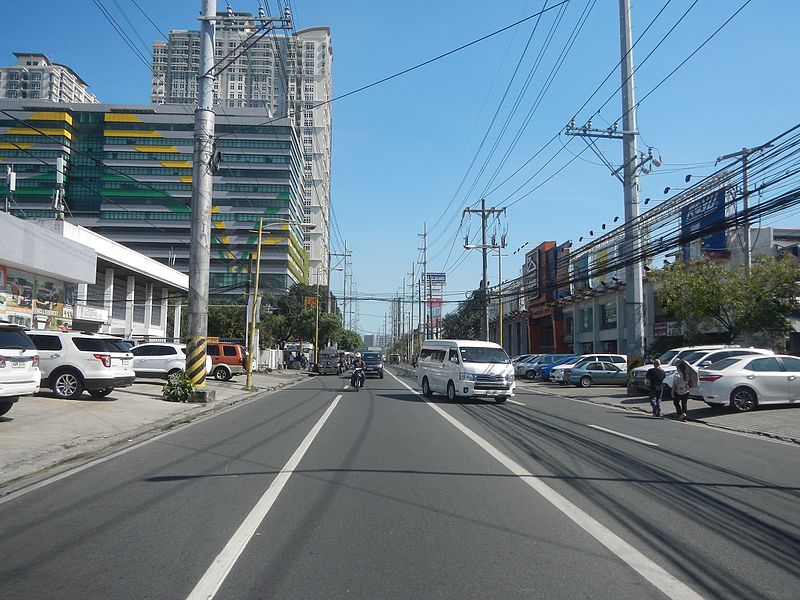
[244,217,316,390]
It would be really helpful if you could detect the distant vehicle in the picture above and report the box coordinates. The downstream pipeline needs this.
[416,339,514,403]
[536,355,578,381]
[698,354,800,411]
[566,361,627,388]
[0,322,41,417]
[362,351,384,378]
[524,354,575,380]
[317,348,342,375]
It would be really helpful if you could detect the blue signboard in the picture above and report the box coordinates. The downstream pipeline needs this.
[681,189,727,259]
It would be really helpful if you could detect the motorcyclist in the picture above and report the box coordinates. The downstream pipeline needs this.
[351,352,366,389]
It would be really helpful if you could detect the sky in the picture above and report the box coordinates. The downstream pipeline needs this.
[3,0,800,337]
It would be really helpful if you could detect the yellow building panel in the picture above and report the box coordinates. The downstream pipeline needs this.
[159,160,192,168]
[213,221,225,228]
[179,176,192,183]
[104,113,143,123]
[104,129,162,138]
[0,142,33,150]
[30,111,73,126]
[210,206,220,214]
[7,127,72,140]
[131,145,178,153]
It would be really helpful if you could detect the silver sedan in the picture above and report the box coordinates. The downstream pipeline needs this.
[697,354,800,412]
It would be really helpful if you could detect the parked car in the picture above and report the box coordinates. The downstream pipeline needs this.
[130,343,212,381]
[513,354,546,377]
[417,339,514,403]
[566,361,627,387]
[527,354,576,380]
[698,354,800,411]
[27,331,134,399]
[536,355,578,381]
[652,347,772,399]
[551,354,628,384]
[629,345,730,393]
[206,342,247,381]
[0,322,41,417]
[362,351,384,378]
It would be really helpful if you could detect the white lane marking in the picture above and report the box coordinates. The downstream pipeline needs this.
[508,399,526,406]
[386,371,703,600]
[587,425,659,447]
[186,394,342,600]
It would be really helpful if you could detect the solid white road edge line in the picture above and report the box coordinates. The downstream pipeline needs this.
[587,425,659,447]
[507,399,525,406]
[185,394,342,600]
[386,371,703,600]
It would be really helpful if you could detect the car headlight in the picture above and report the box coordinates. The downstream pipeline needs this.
[459,372,475,381]
[505,372,514,382]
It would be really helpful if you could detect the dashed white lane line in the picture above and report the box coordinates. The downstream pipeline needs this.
[507,399,526,406]
[587,424,659,447]
[387,371,703,600]
[186,394,342,600]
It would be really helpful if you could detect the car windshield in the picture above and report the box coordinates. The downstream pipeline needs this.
[363,353,381,363]
[708,357,740,370]
[459,347,510,364]
[657,350,679,364]
[0,329,35,350]
[680,350,709,364]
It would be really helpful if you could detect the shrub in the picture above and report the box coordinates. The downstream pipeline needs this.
[162,370,194,402]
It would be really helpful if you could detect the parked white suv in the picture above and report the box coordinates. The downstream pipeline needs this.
[0,322,41,417]
[27,331,135,399]
[130,343,212,381]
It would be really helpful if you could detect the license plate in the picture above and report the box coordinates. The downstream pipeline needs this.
[11,361,25,368]
[122,359,131,365]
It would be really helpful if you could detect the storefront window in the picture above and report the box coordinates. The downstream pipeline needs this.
[600,302,617,329]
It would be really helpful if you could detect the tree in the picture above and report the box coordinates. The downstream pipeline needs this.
[208,299,247,339]
[442,288,483,340]
[338,329,362,351]
[650,255,800,344]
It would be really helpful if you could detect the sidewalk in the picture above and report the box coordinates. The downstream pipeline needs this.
[0,369,307,494]
[517,380,800,445]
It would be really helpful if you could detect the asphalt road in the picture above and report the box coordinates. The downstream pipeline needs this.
[1,369,798,599]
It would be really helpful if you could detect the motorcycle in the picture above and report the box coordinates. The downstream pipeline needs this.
[350,367,365,391]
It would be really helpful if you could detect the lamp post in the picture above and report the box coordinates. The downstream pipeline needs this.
[244,218,315,390]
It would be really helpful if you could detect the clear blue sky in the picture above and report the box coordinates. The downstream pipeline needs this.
[4,1,799,337]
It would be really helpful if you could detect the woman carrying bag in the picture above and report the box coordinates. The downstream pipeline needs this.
[671,360,691,422]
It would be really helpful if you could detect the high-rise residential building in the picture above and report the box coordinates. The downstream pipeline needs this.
[0,53,98,103]
[0,100,308,295]
[151,9,332,283]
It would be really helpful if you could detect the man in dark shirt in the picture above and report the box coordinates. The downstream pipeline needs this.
[646,359,666,417]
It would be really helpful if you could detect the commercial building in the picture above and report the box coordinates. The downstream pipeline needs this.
[0,53,98,103]
[0,100,307,297]
[151,8,332,282]
[0,211,186,338]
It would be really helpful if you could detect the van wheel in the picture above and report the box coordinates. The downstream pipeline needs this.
[447,381,457,402]
[88,387,113,398]
[495,396,508,404]
[52,370,84,399]
[213,366,232,381]
[422,377,432,398]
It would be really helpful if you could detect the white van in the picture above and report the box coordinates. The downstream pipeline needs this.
[416,339,514,403]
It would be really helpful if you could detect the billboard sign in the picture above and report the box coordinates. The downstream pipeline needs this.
[524,249,539,299]
[681,189,727,259]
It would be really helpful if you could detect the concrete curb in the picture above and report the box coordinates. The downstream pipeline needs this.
[0,373,308,496]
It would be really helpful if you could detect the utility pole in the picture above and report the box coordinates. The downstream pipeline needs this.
[717,144,772,274]
[330,244,351,322]
[564,0,647,365]
[618,0,645,365]
[418,222,428,338]
[185,0,218,402]
[463,200,505,341]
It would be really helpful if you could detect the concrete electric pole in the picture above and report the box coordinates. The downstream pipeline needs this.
[464,200,505,341]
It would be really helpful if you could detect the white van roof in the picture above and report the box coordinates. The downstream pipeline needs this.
[422,339,504,349]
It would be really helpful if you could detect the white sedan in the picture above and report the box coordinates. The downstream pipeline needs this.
[697,354,800,412]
